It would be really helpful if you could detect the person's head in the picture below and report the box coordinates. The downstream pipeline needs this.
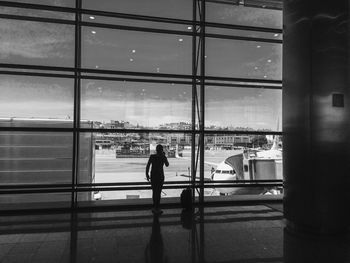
[156,144,164,154]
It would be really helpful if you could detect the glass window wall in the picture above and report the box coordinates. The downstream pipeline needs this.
[0,0,282,210]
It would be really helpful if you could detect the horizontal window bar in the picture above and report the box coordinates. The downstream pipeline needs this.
[204,82,282,89]
[0,15,283,44]
[0,1,76,13]
[0,179,282,190]
[0,126,283,135]
[205,33,282,43]
[80,75,193,85]
[0,63,75,72]
[0,188,73,194]
[205,75,282,84]
[81,21,283,44]
[0,72,282,90]
[81,8,194,26]
[80,20,194,36]
[0,183,283,194]
[0,63,282,84]
[0,13,75,25]
[0,70,75,79]
[205,21,282,34]
[0,2,282,32]
[0,70,281,89]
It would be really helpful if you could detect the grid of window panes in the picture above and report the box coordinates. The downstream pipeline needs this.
[0,0,282,210]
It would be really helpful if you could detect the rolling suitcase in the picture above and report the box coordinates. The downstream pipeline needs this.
[181,187,192,210]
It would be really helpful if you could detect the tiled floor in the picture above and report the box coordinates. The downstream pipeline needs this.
[0,204,349,263]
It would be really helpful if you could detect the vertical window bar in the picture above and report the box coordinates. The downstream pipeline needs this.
[199,0,206,206]
[72,0,82,209]
[191,0,197,205]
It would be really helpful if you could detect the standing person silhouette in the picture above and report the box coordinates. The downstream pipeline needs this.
[146,144,169,214]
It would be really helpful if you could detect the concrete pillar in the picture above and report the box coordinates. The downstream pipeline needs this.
[283,0,350,234]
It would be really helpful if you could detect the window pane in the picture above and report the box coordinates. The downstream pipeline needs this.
[206,27,282,41]
[0,75,74,127]
[81,27,192,75]
[205,86,282,131]
[78,132,193,202]
[0,6,75,19]
[3,0,75,7]
[206,38,282,80]
[0,131,74,209]
[82,0,192,20]
[204,134,283,196]
[206,3,282,29]
[0,19,74,67]
[0,193,71,210]
[81,80,192,129]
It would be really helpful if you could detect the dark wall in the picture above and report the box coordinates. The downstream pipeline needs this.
[283,0,350,233]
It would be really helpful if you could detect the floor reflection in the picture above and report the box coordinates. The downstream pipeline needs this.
[145,214,167,263]
[284,227,350,263]
[0,205,349,263]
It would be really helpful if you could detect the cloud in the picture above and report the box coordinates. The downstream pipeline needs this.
[0,18,74,61]
[80,99,191,127]
[0,77,73,101]
[243,45,282,79]
[205,89,281,129]
[0,101,73,119]
[212,5,282,28]
[9,0,72,7]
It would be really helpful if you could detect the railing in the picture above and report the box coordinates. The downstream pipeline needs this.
[0,180,283,194]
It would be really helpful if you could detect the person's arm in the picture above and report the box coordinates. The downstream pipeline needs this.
[146,156,151,181]
[163,154,169,167]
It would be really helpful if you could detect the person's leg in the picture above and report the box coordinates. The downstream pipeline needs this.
[155,180,164,212]
[151,178,164,213]
[151,180,157,212]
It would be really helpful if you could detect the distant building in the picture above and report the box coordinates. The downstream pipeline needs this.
[159,122,191,130]
[205,134,252,148]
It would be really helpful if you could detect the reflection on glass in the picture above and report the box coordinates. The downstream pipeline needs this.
[204,134,283,196]
[0,131,73,208]
[2,0,74,7]
[206,38,282,80]
[82,14,191,31]
[205,86,282,131]
[81,27,191,74]
[206,3,282,29]
[0,194,71,210]
[78,132,192,201]
[81,80,191,129]
[0,19,74,66]
[206,27,282,40]
[83,0,192,20]
[0,131,73,184]
[0,6,75,19]
[0,75,74,127]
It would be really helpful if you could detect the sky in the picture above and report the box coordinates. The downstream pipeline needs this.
[0,1,282,131]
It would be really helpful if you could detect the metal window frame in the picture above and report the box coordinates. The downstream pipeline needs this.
[0,0,283,211]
